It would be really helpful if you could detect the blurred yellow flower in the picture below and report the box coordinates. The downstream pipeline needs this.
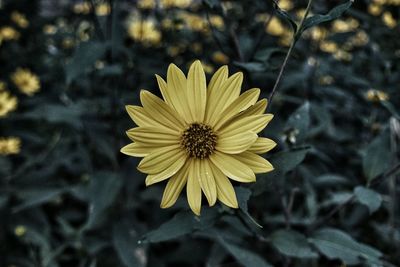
[62,37,75,49]
[212,51,229,64]
[137,0,156,9]
[11,11,29,28]
[279,0,293,10]
[0,26,20,41]
[265,17,286,36]
[14,225,26,236]
[161,0,192,9]
[11,68,41,96]
[332,18,359,33]
[368,3,382,16]
[43,24,57,35]
[209,15,224,30]
[382,12,397,28]
[121,61,275,215]
[320,41,339,53]
[366,89,389,102]
[73,2,91,14]
[179,12,208,33]
[0,91,18,117]
[333,49,353,61]
[0,137,21,155]
[127,19,161,46]
[307,26,328,41]
[95,3,111,16]
[319,75,334,85]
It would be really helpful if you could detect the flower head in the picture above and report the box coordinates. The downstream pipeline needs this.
[0,26,20,41]
[121,60,275,215]
[0,137,21,155]
[11,68,41,96]
[0,91,18,117]
[11,11,29,28]
[127,19,162,46]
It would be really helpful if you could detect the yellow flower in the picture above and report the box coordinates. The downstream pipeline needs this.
[11,11,29,28]
[11,68,41,96]
[331,18,359,33]
[368,3,382,16]
[366,89,389,102]
[95,3,111,16]
[127,19,162,46]
[265,17,286,36]
[0,137,21,155]
[14,225,26,236]
[0,26,20,41]
[160,0,192,9]
[0,91,18,117]
[121,61,275,215]
[382,12,397,28]
[333,49,353,61]
[137,0,156,9]
[73,2,91,14]
[209,15,224,30]
[212,51,229,64]
[279,0,293,10]
[43,24,57,35]
[320,41,339,53]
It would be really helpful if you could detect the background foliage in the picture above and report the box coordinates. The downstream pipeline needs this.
[1,0,400,266]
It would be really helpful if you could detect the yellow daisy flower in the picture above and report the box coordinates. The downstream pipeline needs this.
[11,68,41,96]
[121,60,276,215]
[0,91,18,117]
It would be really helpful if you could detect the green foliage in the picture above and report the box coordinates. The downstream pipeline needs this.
[1,0,399,266]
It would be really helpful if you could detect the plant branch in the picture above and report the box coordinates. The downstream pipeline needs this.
[89,0,106,41]
[267,0,314,110]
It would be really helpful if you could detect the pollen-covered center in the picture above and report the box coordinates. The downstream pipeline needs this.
[181,123,217,159]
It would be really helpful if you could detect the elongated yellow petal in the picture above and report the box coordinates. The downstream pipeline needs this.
[161,159,191,208]
[187,160,202,215]
[248,137,277,154]
[213,88,260,130]
[126,105,159,127]
[198,159,217,206]
[205,66,228,123]
[216,131,257,154]
[206,72,243,126]
[187,60,207,122]
[145,155,187,186]
[126,127,180,146]
[210,162,238,208]
[166,64,192,123]
[140,90,186,131]
[138,145,185,174]
[209,151,255,183]
[219,114,274,136]
[232,99,268,122]
[232,151,274,174]
[120,142,152,157]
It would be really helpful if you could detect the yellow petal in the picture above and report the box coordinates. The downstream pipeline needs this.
[219,114,274,136]
[166,64,192,123]
[232,99,268,122]
[145,155,187,186]
[213,88,260,130]
[198,159,217,206]
[216,131,257,154]
[120,142,151,157]
[126,105,159,127]
[187,160,202,215]
[160,159,191,208]
[248,137,277,154]
[138,145,185,174]
[140,90,186,131]
[232,151,274,174]
[209,151,255,183]
[206,72,243,126]
[205,65,229,123]
[126,127,180,145]
[187,60,207,122]
[210,162,238,208]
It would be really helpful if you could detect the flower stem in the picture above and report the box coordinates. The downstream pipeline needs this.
[267,0,314,110]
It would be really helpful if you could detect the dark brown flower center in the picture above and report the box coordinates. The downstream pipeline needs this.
[181,123,217,159]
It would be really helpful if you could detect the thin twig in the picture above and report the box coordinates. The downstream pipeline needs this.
[205,11,228,56]
[267,0,314,109]
[229,26,244,62]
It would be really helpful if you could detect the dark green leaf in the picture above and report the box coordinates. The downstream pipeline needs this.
[309,228,382,265]
[113,221,143,267]
[362,130,391,183]
[285,102,310,143]
[301,1,353,34]
[272,0,297,32]
[13,188,65,213]
[271,229,318,258]
[354,186,382,214]
[236,187,262,228]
